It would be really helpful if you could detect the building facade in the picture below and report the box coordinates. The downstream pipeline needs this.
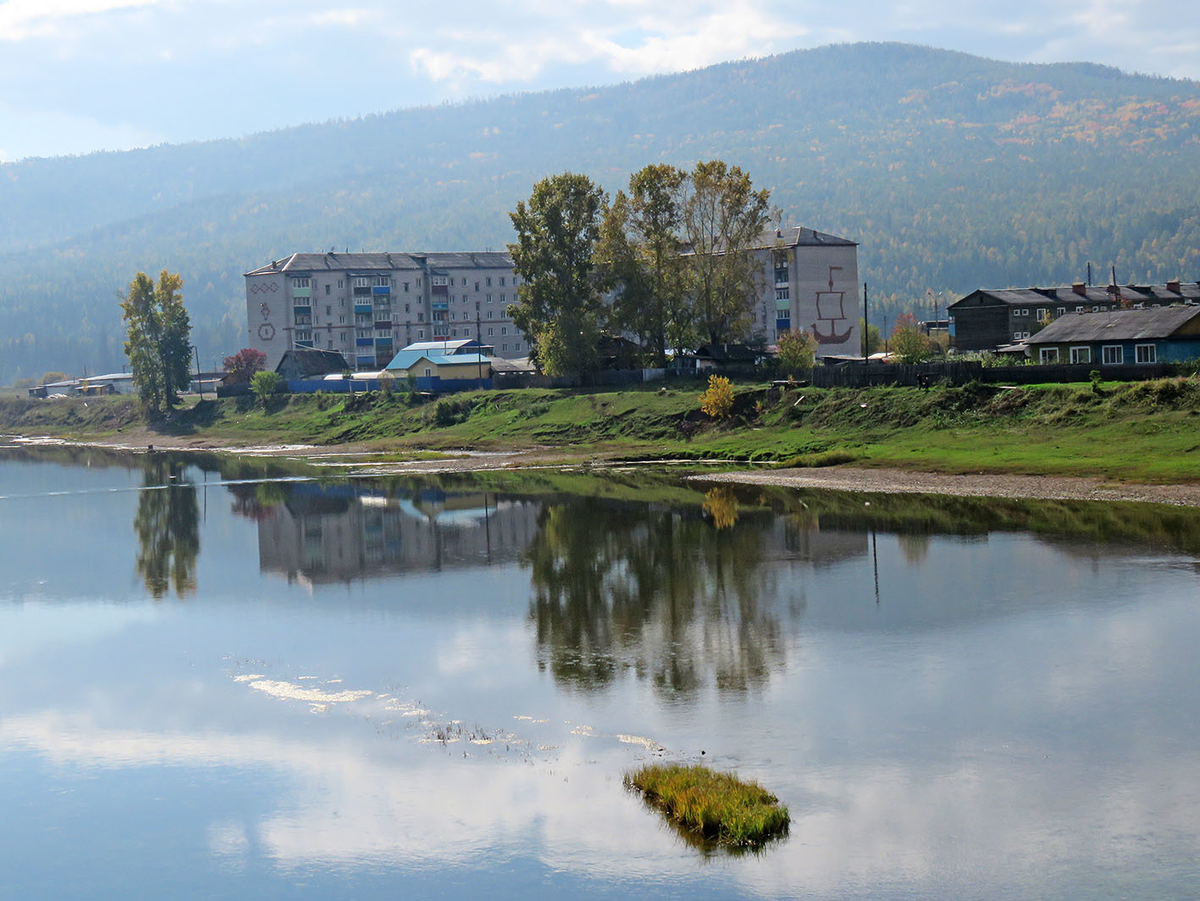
[245,251,526,371]
[949,281,1200,352]
[1023,305,1200,365]
[747,227,861,355]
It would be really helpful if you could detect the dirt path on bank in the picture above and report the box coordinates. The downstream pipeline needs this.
[696,466,1200,507]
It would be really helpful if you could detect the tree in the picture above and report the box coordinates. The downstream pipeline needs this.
[776,329,816,370]
[120,270,192,415]
[699,374,734,419]
[890,312,934,363]
[508,173,607,376]
[222,348,267,384]
[860,318,883,356]
[250,370,282,404]
[681,161,774,346]
[597,164,689,366]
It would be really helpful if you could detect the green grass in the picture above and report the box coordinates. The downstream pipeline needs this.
[3,376,1200,484]
[625,763,790,848]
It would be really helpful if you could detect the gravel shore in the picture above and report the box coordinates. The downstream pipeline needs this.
[694,466,1200,507]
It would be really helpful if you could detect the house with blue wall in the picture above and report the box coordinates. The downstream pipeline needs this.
[1023,306,1200,365]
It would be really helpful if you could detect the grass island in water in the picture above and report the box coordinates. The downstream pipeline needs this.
[625,763,790,849]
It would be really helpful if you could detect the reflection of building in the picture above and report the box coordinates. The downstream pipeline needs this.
[257,485,542,587]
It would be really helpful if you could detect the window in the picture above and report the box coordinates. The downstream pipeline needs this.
[338,279,344,288]
[502,343,509,352]
[1057,307,1065,317]
[292,277,310,288]
[1102,345,1123,365]
[1020,308,1029,317]
[475,282,480,292]
[1013,331,1023,340]
[501,326,508,335]
[326,306,331,315]
[1076,306,1085,313]
[373,276,388,286]
[486,277,492,287]
[500,277,506,287]
[487,294,493,303]
[1136,343,1157,364]
[405,304,410,313]
[418,329,425,338]
[1070,346,1092,364]
[339,315,345,324]
[418,313,424,322]
[487,327,494,336]
[354,276,370,288]
[1092,306,1100,313]
[404,282,410,292]
[500,293,506,303]
[515,343,522,351]
[1040,347,1059,363]
[424,367,432,377]
[325,284,331,295]
[776,288,789,301]
[1036,309,1048,322]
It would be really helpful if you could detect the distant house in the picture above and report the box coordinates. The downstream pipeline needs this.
[275,349,350,381]
[692,344,761,371]
[385,352,491,381]
[1023,306,1200,365]
[948,280,1200,351]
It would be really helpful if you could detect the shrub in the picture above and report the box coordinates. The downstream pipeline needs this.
[776,329,816,371]
[250,371,283,405]
[699,375,734,419]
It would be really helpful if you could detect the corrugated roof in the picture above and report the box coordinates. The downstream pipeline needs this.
[1025,306,1200,344]
[748,226,857,249]
[951,283,1200,309]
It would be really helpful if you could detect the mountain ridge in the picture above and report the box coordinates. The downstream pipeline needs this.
[3,41,1200,382]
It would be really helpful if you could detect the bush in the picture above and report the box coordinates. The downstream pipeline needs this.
[250,371,283,404]
[776,329,816,371]
[699,374,734,419]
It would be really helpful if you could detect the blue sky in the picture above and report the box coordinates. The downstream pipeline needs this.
[1,0,1197,161]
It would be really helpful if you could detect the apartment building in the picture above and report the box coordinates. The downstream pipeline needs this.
[245,251,525,371]
[746,227,861,356]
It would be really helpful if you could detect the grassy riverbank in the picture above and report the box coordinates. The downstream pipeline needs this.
[2,376,1199,482]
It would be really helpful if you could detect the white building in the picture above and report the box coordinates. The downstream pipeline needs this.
[245,251,526,371]
[747,227,861,355]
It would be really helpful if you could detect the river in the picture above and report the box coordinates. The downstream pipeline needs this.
[2,445,1199,899]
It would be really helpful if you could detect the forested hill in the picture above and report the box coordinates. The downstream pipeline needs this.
[4,41,1200,383]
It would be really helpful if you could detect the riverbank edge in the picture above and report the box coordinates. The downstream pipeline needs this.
[9,429,1200,509]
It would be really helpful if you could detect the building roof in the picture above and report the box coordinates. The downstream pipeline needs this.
[386,350,492,371]
[245,250,513,277]
[274,348,349,377]
[747,225,857,250]
[950,282,1200,310]
[1024,306,1200,344]
[400,339,484,354]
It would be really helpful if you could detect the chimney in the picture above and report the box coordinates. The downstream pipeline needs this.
[1072,281,1087,296]
[1167,278,1181,294]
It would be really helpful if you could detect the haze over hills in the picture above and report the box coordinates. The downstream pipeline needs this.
[3,41,1200,383]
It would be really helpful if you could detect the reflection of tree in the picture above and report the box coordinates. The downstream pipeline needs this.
[525,500,786,697]
[228,480,290,522]
[702,487,739,530]
[134,457,200,598]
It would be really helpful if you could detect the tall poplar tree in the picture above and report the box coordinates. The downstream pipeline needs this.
[681,161,774,346]
[120,270,192,415]
[508,173,607,375]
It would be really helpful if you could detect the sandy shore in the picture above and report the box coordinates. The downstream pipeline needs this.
[695,466,1200,507]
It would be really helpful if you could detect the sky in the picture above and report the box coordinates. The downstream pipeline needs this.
[1,0,1197,162]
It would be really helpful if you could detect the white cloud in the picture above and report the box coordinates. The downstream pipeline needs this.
[0,0,161,41]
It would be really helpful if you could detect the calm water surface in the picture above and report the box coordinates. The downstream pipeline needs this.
[2,446,1200,899]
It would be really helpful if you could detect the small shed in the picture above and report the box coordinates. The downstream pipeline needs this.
[275,349,350,381]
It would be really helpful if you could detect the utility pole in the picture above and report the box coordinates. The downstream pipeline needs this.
[194,347,203,399]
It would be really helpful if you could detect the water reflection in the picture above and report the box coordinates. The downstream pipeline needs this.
[134,455,200,598]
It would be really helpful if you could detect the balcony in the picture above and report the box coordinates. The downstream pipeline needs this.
[371,285,390,295]
[354,303,373,315]
[432,284,448,295]
[353,286,371,296]
[291,287,311,299]
[292,305,311,317]
[374,321,392,330]
[356,337,374,347]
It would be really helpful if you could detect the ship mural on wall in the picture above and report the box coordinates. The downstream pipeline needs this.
[812,266,853,344]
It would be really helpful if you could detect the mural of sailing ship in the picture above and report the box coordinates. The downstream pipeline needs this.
[812,265,854,344]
